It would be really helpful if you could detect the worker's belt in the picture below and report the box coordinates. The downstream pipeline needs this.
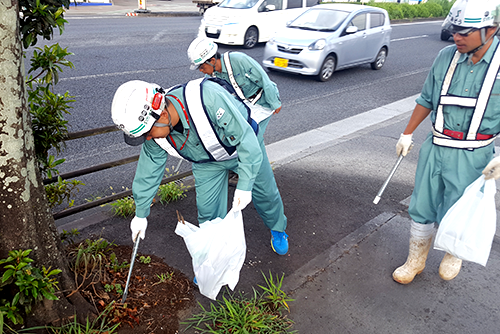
[443,129,493,140]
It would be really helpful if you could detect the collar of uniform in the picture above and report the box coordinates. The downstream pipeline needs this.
[164,91,190,132]
[456,36,499,65]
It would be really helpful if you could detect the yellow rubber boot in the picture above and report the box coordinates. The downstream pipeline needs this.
[393,221,435,285]
[439,253,462,281]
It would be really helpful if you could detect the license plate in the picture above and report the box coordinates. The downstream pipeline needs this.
[206,26,219,34]
[274,57,288,68]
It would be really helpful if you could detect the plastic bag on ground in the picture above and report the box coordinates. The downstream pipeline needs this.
[175,210,246,299]
[434,175,497,266]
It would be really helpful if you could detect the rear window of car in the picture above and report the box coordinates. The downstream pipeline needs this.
[370,12,385,28]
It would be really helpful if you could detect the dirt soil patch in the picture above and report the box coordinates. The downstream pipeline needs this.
[75,243,196,334]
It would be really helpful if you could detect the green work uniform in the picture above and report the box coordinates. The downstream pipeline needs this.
[409,37,500,225]
[215,52,282,111]
[132,79,287,232]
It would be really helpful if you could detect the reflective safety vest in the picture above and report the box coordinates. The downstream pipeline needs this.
[154,77,258,162]
[223,52,263,105]
[432,44,500,149]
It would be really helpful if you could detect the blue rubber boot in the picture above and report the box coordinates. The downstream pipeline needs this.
[271,230,289,255]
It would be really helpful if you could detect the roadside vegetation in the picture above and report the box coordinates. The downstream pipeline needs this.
[183,273,296,333]
[324,0,455,20]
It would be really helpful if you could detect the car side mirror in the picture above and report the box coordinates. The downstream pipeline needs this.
[265,4,276,11]
[345,26,358,34]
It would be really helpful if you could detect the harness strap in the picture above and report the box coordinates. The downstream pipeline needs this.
[223,52,262,105]
[185,78,237,161]
[433,45,500,149]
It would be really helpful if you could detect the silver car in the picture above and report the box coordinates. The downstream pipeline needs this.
[262,4,392,81]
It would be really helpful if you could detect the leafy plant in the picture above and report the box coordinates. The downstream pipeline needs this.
[107,253,129,273]
[104,283,123,296]
[68,239,114,287]
[157,181,188,204]
[183,272,296,333]
[258,272,293,312]
[60,228,80,245]
[45,177,85,209]
[7,301,120,334]
[139,256,151,264]
[109,197,136,217]
[19,0,71,49]
[152,272,174,286]
[0,250,61,325]
[26,43,75,177]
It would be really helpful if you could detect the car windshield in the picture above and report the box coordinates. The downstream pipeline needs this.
[218,0,260,9]
[289,8,350,31]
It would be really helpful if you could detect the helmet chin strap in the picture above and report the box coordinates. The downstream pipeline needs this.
[207,60,217,77]
[467,26,499,57]
[152,106,174,132]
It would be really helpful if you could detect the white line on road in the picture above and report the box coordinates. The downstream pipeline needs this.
[59,69,158,81]
[391,35,429,42]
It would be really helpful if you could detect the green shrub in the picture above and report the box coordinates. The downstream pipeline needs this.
[45,176,85,209]
[109,197,136,217]
[183,272,296,333]
[365,0,455,20]
[0,250,61,325]
[157,181,188,204]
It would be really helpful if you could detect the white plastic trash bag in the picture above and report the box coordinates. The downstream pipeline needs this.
[434,175,497,266]
[175,210,246,300]
[244,100,274,123]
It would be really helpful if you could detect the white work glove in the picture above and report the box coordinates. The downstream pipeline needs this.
[396,133,414,157]
[231,189,252,212]
[130,216,148,242]
[482,156,500,180]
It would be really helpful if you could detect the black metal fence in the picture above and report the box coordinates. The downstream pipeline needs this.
[47,125,192,220]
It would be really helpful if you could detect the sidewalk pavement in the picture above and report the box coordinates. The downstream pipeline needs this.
[65,0,201,17]
[58,93,500,333]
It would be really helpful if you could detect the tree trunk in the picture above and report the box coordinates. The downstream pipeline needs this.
[0,0,94,327]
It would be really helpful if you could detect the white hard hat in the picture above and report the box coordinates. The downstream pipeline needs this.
[187,37,218,70]
[443,0,500,33]
[111,80,165,146]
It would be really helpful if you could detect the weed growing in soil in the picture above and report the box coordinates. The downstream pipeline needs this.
[183,272,296,333]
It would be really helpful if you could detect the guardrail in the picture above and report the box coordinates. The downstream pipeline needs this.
[48,125,192,220]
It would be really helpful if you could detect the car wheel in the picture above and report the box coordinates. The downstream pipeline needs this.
[440,30,451,41]
[370,47,387,70]
[243,27,258,49]
[316,56,335,82]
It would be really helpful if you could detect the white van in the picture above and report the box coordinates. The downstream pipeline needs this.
[198,0,318,48]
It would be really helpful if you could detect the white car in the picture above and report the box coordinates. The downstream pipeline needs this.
[262,4,392,81]
[198,0,317,48]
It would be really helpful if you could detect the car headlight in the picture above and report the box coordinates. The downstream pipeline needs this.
[308,39,326,51]
[267,37,276,46]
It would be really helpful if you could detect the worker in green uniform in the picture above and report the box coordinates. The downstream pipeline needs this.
[393,0,500,284]
[187,37,282,128]
[111,77,289,256]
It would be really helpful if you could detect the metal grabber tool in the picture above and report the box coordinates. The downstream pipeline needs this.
[121,232,141,303]
[373,154,404,205]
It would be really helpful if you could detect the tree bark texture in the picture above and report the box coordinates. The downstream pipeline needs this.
[0,0,95,326]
